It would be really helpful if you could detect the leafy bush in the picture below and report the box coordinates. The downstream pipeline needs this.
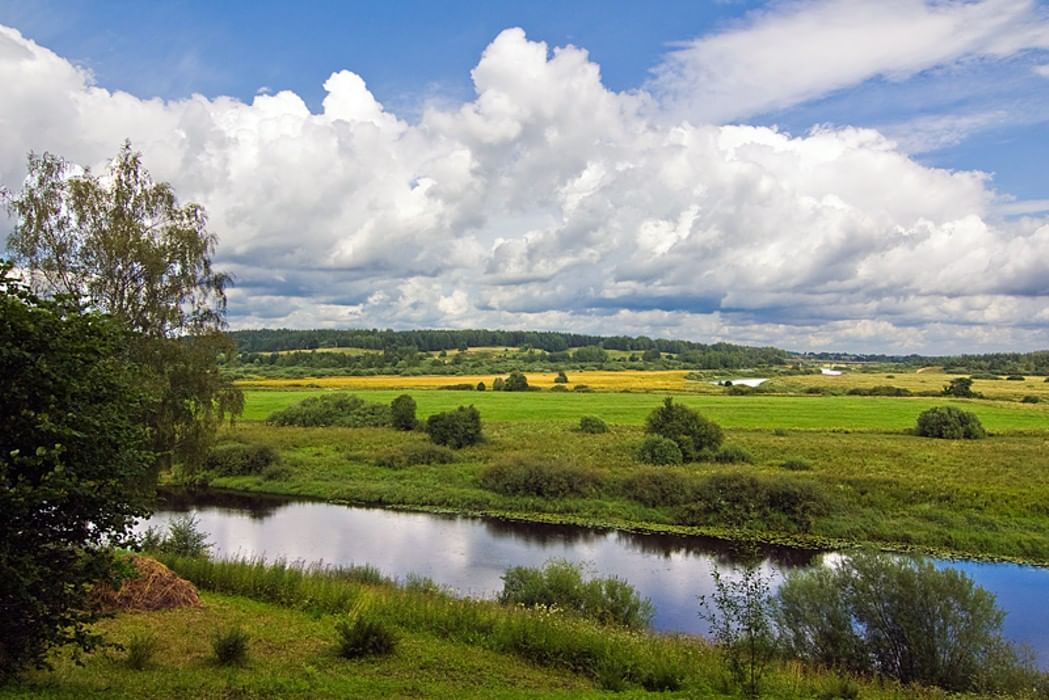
[140,514,212,557]
[942,377,980,398]
[554,371,569,384]
[124,632,159,670]
[1021,395,1041,404]
[780,459,813,471]
[204,442,279,476]
[915,406,986,439]
[578,415,608,433]
[620,469,696,507]
[679,474,831,532]
[373,443,457,468]
[438,383,476,391]
[479,457,603,498]
[846,385,912,397]
[645,397,723,461]
[710,446,754,464]
[1006,375,1025,381]
[776,553,1023,692]
[476,381,486,391]
[211,626,249,666]
[550,384,568,392]
[390,394,417,430]
[266,393,391,427]
[336,615,398,658]
[426,405,482,448]
[572,384,592,392]
[499,560,653,629]
[636,435,684,465]
[502,371,531,392]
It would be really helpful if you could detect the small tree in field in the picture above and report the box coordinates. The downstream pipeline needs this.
[503,371,530,392]
[915,406,986,439]
[645,397,723,461]
[426,406,482,448]
[390,394,417,431]
[554,371,569,384]
[943,377,979,398]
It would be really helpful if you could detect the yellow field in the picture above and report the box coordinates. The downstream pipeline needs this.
[239,369,697,392]
[771,370,1049,400]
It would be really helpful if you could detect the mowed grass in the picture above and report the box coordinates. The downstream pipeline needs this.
[239,388,1049,433]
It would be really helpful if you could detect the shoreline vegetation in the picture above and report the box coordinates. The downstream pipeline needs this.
[183,369,1049,566]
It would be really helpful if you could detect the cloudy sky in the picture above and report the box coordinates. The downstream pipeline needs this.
[2,0,1049,354]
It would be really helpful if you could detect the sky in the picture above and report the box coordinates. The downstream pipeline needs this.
[2,0,1049,354]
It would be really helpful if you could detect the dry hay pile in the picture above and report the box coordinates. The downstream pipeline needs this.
[92,555,203,612]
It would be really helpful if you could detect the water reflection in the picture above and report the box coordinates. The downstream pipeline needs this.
[143,489,1048,668]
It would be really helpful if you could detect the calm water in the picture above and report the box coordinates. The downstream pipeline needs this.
[144,490,1049,667]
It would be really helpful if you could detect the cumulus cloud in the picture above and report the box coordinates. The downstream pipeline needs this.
[650,0,1049,123]
[1,23,1049,353]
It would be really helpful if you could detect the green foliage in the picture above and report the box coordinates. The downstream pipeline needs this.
[710,446,754,464]
[645,397,723,461]
[1006,374,1025,381]
[499,560,653,629]
[479,457,603,498]
[847,385,912,396]
[204,442,279,476]
[260,463,293,481]
[426,405,483,448]
[781,459,813,471]
[475,381,486,391]
[636,435,684,465]
[211,626,249,666]
[373,443,457,468]
[554,371,569,384]
[0,265,154,679]
[140,514,212,557]
[776,553,1023,692]
[577,415,608,433]
[943,376,979,398]
[699,564,776,698]
[266,393,391,428]
[491,377,505,391]
[915,406,987,439]
[572,346,608,363]
[1022,395,1041,404]
[619,468,696,507]
[124,632,160,670]
[641,348,662,362]
[681,474,831,532]
[336,616,398,659]
[572,384,592,392]
[502,371,531,392]
[390,394,418,431]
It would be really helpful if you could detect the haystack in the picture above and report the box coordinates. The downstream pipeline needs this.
[92,555,203,612]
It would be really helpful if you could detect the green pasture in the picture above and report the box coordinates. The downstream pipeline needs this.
[240,389,1049,433]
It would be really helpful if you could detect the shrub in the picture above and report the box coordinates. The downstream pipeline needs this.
[847,385,912,397]
[476,381,486,391]
[390,394,418,430]
[680,474,831,532]
[915,406,986,439]
[492,377,505,391]
[336,616,398,658]
[550,384,568,392]
[1021,395,1041,404]
[267,393,391,427]
[499,560,653,629]
[942,377,979,398]
[710,446,754,464]
[554,371,569,384]
[645,397,723,461]
[480,457,603,498]
[426,405,482,448]
[260,463,293,481]
[636,435,684,465]
[438,383,476,391]
[781,459,813,471]
[204,442,279,476]
[503,371,530,392]
[620,469,696,507]
[140,514,211,557]
[211,626,249,666]
[776,553,1023,692]
[1006,375,1025,381]
[578,415,608,433]
[700,564,775,698]
[373,443,457,468]
[572,384,592,392]
[124,632,159,670]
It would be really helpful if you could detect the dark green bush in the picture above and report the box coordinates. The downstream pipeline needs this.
[499,559,653,629]
[915,406,986,439]
[942,377,980,398]
[645,397,722,461]
[336,616,398,659]
[847,385,912,397]
[572,384,592,392]
[502,371,531,392]
[1021,395,1041,404]
[550,384,568,392]
[438,383,476,391]
[479,457,603,498]
[1006,375,1025,381]
[620,469,696,507]
[390,394,417,430]
[679,474,831,532]
[211,626,249,666]
[426,405,482,448]
[205,442,280,476]
[260,463,293,481]
[554,371,569,384]
[140,514,211,557]
[710,446,753,464]
[578,415,608,433]
[476,381,486,391]
[266,393,391,427]
[373,443,457,468]
[636,435,684,465]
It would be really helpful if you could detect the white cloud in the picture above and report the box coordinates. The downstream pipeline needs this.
[1035,63,1049,77]
[650,0,1049,123]
[2,23,1049,354]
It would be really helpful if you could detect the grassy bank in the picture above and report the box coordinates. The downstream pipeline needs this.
[4,556,1021,699]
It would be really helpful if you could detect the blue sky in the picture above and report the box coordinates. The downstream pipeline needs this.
[2,1,1049,352]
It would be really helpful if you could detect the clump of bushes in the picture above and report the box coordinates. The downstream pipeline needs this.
[554,371,569,384]
[942,377,980,399]
[1006,374,1025,381]
[644,397,722,461]
[336,615,398,658]
[267,393,391,427]
[373,443,457,468]
[499,559,653,629]
[572,384,593,392]
[550,384,568,392]
[620,468,697,507]
[479,457,603,498]
[140,514,211,557]
[578,415,608,433]
[390,394,417,430]
[915,406,986,439]
[491,371,535,392]
[708,446,753,464]
[426,405,482,448]
[846,385,912,397]
[1021,395,1041,404]
[205,442,280,476]
[438,383,476,391]
[678,474,831,532]
[211,626,249,666]
[636,435,683,465]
